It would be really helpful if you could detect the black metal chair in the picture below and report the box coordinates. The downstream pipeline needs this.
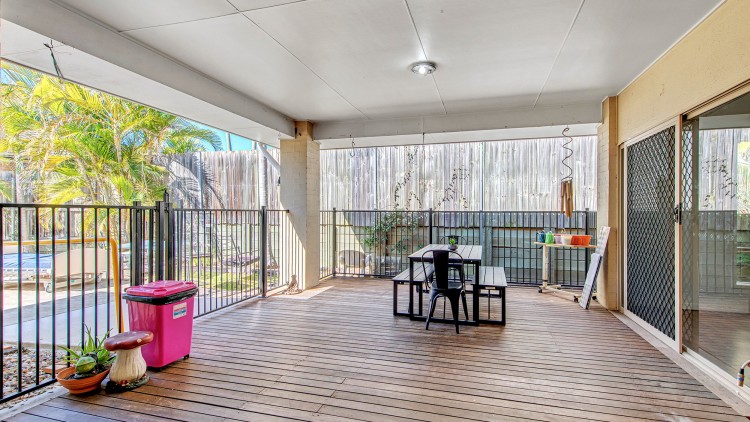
[422,249,469,333]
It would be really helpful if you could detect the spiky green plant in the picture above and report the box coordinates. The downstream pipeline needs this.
[59,326,115,378]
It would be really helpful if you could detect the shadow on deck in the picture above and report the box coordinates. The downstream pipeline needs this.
[8,277,746,421]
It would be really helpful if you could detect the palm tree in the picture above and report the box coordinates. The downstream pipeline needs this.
[0,63,221,206]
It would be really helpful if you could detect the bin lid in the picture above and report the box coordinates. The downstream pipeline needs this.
[125,280,196,298]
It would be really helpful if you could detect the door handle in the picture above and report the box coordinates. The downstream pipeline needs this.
[673,203,682,224]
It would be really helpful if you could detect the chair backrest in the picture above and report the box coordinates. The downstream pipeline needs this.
[422,249,456,289]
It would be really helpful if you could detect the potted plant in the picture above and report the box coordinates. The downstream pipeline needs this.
[56,326,115,394]
[448,236,458,251]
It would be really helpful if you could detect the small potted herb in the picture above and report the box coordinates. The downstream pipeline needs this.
[56,326,115,394]
[448,236,458,251]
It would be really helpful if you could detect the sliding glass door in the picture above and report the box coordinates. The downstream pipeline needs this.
[681,92,750,375]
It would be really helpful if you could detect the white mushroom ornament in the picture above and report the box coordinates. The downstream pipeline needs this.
[103,330,153,391]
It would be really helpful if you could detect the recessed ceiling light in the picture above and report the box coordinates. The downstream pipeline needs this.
[411,61,436,75]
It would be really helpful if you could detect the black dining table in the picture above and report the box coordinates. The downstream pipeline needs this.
[407,244,483,324]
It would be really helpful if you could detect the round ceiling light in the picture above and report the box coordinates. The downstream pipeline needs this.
[411,61,436,75]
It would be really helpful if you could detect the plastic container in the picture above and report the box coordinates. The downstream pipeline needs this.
[561,235,573,245]
[573,235,592,246]
[545,231,555,244]
[123,280,198,368]
[554,235,562,244]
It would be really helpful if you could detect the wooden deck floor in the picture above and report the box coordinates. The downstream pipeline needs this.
[9,277,746,422]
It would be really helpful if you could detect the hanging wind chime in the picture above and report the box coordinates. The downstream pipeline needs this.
[560,127,574,218]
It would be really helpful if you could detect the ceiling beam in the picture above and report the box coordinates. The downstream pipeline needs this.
[317,123,600,150]
[1,0,295,137]
[314,102,601,141]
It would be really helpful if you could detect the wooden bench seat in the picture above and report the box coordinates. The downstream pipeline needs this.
[474,266,507,325]
[392,264,434,283]
[392,264,434,316]
[476,266,507,289]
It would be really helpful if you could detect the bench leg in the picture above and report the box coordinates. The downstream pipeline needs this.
[393,281,398,316]
[501,287,506,325]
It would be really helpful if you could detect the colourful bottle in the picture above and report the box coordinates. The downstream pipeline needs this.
[545,231,555,244]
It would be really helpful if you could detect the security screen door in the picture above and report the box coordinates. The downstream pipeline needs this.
[625,127,677,339]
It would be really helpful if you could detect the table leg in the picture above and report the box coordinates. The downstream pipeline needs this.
[473,262,480,322]
[540,245,550,292]
[418,281,423,317]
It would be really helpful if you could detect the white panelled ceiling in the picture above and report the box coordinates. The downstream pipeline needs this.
[0,0,724,146]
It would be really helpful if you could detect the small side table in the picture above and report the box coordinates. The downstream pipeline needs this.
[533,242,596,301]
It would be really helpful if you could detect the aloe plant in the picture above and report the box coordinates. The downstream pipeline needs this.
[59,326,116,378]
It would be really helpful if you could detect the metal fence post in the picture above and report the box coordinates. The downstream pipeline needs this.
[332,208,337,277]
[131,201,144,286]
[164,193,175,280]
[428,208,434,244]
[155,197,166,281]
[479,210,487,263]
[260,206,268,297]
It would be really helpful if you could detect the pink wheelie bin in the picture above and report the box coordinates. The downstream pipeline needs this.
[123,280,198,368]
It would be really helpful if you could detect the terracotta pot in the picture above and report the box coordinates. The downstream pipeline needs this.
[56,367,109,394]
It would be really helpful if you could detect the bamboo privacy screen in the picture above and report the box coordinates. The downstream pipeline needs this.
[322,136,597,211]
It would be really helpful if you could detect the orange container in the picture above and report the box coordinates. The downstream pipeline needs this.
[573,235,591,246]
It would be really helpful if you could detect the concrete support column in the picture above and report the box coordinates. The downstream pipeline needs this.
[596,96,619,310]
[280,121,320,290]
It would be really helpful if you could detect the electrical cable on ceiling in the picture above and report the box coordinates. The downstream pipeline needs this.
[43,40,65,81]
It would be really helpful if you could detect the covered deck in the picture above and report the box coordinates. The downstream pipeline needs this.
[10,278,745,422]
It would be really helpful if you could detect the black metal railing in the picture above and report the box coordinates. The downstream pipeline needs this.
[0,202,152,403]
[173,208,263,316]
[320,211,335,280]
[0,199,297,403]
[321,209,596,287]
[265,209,294,291]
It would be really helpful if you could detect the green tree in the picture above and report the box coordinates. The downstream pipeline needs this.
[0,63,220,205]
